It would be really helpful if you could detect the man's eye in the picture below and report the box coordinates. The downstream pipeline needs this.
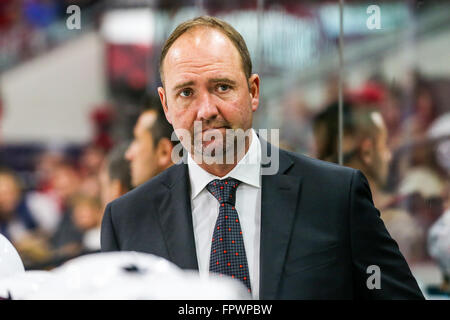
[217,84,231,92]
[180,89,192,97]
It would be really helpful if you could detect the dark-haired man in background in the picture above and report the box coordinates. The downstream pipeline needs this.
[125,107,175,187]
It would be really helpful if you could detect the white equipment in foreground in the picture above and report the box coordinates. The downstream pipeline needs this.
[0,234,25,281]
[0,251,251,300]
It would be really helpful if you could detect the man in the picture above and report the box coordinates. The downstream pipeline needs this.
[125,106,175,187]
[314,105,424,264]
[100,144,133,208]
[102,16,424,299]
[314,104,392,205]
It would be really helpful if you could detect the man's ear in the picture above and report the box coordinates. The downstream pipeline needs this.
[248,74,260,112]
[158,87,171,124]
[156,137,174,168]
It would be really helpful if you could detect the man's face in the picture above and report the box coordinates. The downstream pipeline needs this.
[125,111,158,187]
[158,27,260,159]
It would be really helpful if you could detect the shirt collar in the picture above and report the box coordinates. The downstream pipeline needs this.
[188,129,261,200]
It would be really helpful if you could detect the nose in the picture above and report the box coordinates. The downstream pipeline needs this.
[196,91,219,121]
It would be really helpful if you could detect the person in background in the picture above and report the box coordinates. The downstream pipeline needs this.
[45,161,84,264]
[0,166,56,268]
[78,144,106,199]
[0,167,38,244]
[427,206,450,298]
[71,194,103,254]
[125,106,175,187]
[99,144,133,208]
[313,103,424,264]
[76,144,133,253]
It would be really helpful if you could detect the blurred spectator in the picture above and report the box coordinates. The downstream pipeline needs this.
[312,101,354,163]
[392,112,450,235]
[80,144,106,177]
[0,167,38,243]
[33,150,64,193]
[47,161,83,257]
[427,208,450,296]
[402,79,439,141]
[71,194,102,253]
[91,144,133,252]
[313,103,424,263]
[78,144,105,199]
[99,143,132,209]
[125,107,175,187]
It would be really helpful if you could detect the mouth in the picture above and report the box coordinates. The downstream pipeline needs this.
[202,126,230,133]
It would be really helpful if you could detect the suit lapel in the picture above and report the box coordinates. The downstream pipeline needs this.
[259,149,302,299]
[155,142,302,299]
[157,163,199,270]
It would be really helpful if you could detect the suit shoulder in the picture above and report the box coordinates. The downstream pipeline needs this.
[108,163,183,210]
[281,149,356,181]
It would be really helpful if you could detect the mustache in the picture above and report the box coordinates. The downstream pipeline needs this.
[194,120,233,133]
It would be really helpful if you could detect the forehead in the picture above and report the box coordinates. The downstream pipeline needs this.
[163,27,244,83]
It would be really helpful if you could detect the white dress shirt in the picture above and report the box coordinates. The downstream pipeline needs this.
[188,129,261,299]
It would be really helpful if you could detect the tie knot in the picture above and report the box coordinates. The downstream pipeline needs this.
[206,178,240,205]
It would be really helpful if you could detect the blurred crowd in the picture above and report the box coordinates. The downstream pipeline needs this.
[0,70,448,276]
[0,102,177,270]
[0,0,100,71]
[279,71,450,276]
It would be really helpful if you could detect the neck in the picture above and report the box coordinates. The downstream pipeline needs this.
[193,133,252,177]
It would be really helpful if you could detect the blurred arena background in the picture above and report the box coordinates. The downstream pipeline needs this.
[0,0,449,298]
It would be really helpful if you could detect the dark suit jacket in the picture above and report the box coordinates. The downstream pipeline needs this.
[101,146,424,299]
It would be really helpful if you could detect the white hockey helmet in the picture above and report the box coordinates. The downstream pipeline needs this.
[0,234,25,281]
[26,251,250,300]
